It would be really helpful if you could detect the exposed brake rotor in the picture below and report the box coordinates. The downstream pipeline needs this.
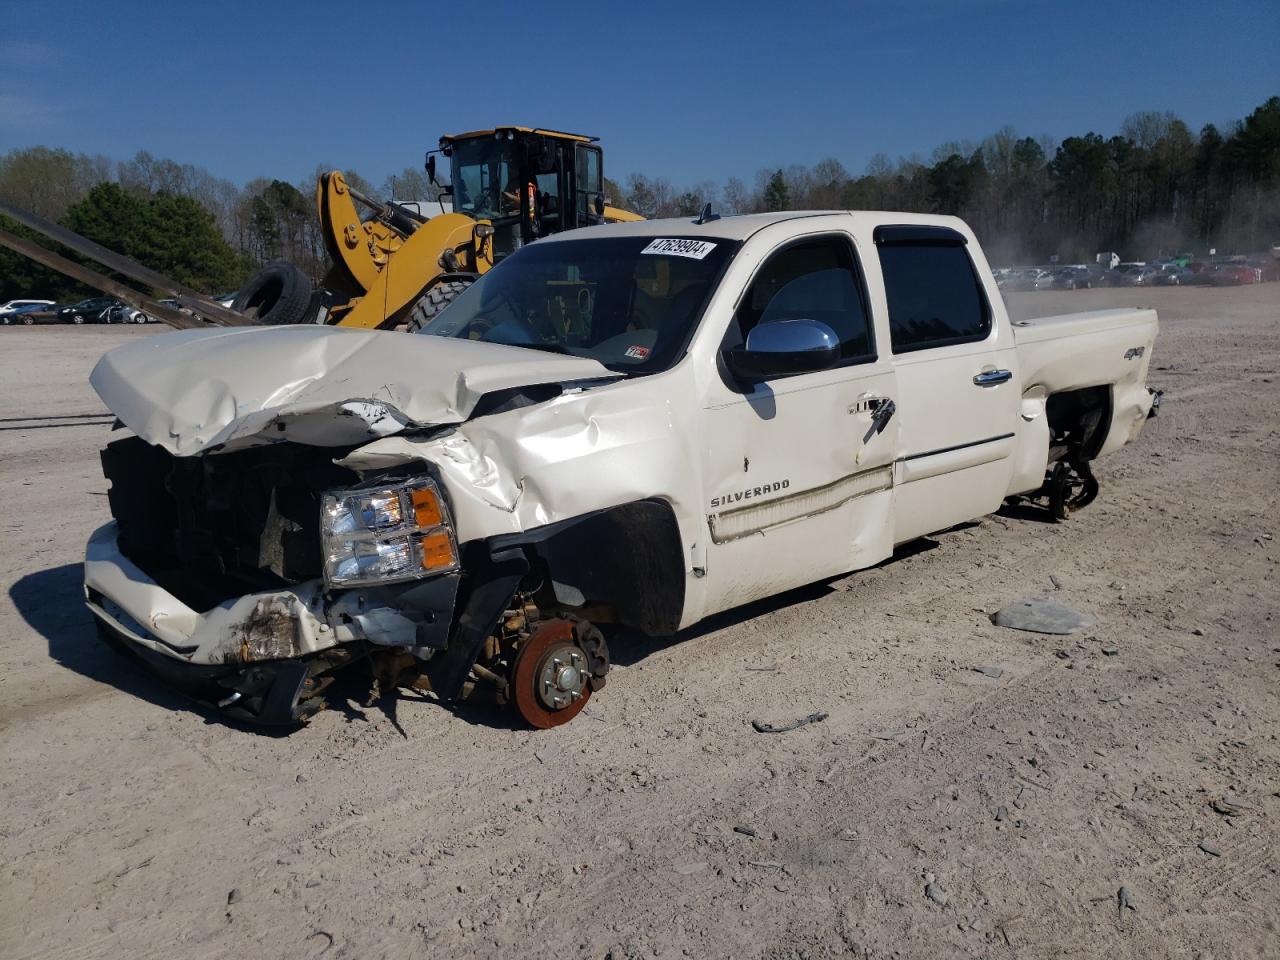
[510,618,607,729]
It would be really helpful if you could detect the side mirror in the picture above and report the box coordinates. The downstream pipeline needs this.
[426,154,437,185]
[724,319,840,381]
[594,194,605,216]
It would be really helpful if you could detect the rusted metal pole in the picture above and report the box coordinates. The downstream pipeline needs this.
[0,227,204,329]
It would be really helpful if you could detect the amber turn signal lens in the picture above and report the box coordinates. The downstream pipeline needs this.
[419,530,456,571]
[411,487,444,528]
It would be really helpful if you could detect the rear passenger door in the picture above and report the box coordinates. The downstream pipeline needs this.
[700,232,900,614]
[873,225,1019,543]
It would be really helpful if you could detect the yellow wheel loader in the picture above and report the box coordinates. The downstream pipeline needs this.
[0,126,640,334]
[236,126,643,332]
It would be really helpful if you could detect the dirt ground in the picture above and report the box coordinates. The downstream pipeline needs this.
[1,285,1277,960]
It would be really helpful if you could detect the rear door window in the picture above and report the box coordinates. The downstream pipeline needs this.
[875,227,991,353]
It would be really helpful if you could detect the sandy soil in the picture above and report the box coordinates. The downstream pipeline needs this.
[1,285,1278,960]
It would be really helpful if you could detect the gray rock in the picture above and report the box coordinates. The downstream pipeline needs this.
[1211,797,1245,817]
[992,598,1095,635]
[972,665,1004,679]
[534,745,562,765]
[1198,840,1222,857]
[925,881,948,906]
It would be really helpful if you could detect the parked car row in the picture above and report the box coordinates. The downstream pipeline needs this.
[995,255,1276,292]
[994,265,1109,291]
[0,296,157,325]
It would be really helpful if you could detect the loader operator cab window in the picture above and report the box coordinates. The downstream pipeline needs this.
[451,138,515,223]
[452,136,563,241]
[414,236,737,375]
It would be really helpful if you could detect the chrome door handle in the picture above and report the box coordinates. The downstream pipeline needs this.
[973,369,1013,386]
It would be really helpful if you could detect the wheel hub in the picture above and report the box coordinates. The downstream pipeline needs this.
[537,648,588,710]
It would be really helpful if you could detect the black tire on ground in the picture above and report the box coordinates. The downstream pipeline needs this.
[231,261,314,325]
[22,315,35,325]
[404,279,474,334]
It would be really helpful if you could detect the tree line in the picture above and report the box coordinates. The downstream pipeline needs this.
[621,96,1280,264]
[1,96,1276,302]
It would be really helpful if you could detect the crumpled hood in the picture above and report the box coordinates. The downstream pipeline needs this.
[91,325,617,456]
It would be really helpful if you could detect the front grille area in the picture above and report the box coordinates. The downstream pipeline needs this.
[101,437,358,611]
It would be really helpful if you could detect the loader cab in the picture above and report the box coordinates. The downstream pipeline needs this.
[439,127,605,262]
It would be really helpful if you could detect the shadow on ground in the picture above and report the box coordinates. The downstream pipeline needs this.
[10,563,197,714]
[12,563,296,734]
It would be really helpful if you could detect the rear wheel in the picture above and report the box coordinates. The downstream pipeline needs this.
[231,261,314,325]
[404,279,473,334]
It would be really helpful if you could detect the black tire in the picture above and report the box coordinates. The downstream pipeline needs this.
[231,261,314,325]
[404,279,474,334]
[22,315,34,325]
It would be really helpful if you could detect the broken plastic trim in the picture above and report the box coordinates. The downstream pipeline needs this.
[708,465,893,543]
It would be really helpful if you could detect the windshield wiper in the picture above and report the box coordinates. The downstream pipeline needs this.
[505,341,579,357]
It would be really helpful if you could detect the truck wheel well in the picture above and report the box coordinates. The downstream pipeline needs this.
[1045,386,1112,463]
[524,499,686,637]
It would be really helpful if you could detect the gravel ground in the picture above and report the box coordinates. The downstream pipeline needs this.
[1,284,1278,960]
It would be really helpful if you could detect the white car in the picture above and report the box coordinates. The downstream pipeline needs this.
[84,212,1159,728]
[105,304,153,324]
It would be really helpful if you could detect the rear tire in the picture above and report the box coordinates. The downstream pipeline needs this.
[231,261,314,325]
[404,279,473,334]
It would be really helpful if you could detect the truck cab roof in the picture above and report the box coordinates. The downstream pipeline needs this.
[542,211,973,245]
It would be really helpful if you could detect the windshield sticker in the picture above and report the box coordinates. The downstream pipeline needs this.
[641,238,717,260]
[624,344,651,360]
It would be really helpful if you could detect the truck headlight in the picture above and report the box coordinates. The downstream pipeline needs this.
[321,478,459,588]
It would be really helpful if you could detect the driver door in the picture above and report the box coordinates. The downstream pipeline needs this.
[699,232,900,615]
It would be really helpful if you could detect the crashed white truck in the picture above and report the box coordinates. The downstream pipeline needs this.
[84,212,1159,727]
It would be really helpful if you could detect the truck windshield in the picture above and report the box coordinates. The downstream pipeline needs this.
[415,236,736,373]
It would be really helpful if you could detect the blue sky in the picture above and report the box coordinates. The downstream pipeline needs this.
[1,0,1276,190]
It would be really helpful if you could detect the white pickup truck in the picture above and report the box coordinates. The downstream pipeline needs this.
[85,212,1159,727]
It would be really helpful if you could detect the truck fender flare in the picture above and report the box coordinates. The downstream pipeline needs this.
[500,498,687,637]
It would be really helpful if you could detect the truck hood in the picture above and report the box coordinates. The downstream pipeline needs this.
[91,325,618,456]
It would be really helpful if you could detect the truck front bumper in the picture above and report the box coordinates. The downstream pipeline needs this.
[83,522,460,724]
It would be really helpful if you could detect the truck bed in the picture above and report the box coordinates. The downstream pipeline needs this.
[1012,307,1158,461]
